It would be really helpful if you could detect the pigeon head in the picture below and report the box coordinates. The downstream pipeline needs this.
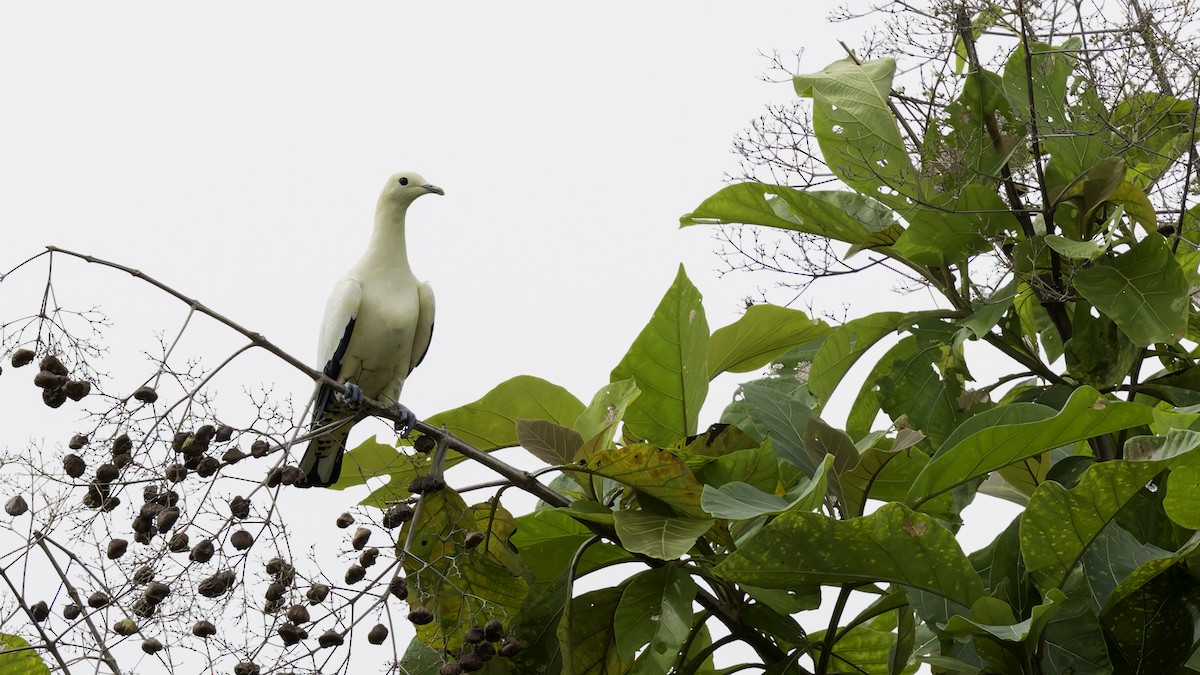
[382,171,444,206]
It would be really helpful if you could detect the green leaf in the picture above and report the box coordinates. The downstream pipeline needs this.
[715,502,983,608]
[1021,429,1200,591]
[511,509,631,583]
[1044,234,1109,261]
[611,265,709,445]
[585,443,706,518]
[735,379,820,474]
[1073,235,1190,347]
[612,511,714,560]
[424,375,586,451]
[574,379,641,451]
[1063,303,1140,388]
[706,304,829,377]
[893,186,1021,266]
[1001,39,1077,127]
[927,67,1015,195]
[907,386,1153,506]
[700,455,832,520]
[559,587,632,675]
[808,311,935,405]
[398,638,447,675]
[614,566,696,672]
[400,488,530,652]
[681,183,897,247]
[874,321,968,448]
[793,58,926,210]
[1102,569,1200,672]
[960,279,1017,339]
[808,625,915,675]
[1041,571,1113,675]
[692,439,778,492]
[0,633,51,675]
[942,590,1065,645]
[516,418,583,466]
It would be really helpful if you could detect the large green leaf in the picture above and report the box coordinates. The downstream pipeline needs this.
[517,418,583,466]
[611,265,709,445]
[907,386,1153,506]
[1102,568,1200,673]
[1040,572,1113,675]
[1073,235,1190,347]
[511,509,631,583]
[559,587,631,675]
[584,443,706,518]
[700,455,832,520]
[715,502,983,608]
[573,379,641,452]
[1001,39,1076,128]
[706,304,829,378]
[732,378,820,474]
[1063,304,1139,388]
[0,633,50,675]
[893,186,1021,266]
[943,590,1065,646]
[680,182,897,247]
[612,511,714,560]
[808,625,917,675]
[874,321,968,449]
[424,375,585,451]
[614,566,696,673]
[808,311,941,405]
[926,67,1017,195]
[400,488,530,652]
[794,58,927,210]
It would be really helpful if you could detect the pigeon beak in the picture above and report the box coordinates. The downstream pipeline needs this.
[422,184,444,196]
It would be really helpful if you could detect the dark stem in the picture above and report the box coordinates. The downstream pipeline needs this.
[816,584,856,674]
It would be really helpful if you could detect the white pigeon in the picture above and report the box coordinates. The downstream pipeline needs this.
[298,171,443,488]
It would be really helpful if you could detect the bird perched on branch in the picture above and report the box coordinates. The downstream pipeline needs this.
[298,171,443,488]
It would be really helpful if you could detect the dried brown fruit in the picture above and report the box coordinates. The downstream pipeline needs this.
[169,533,190,553]
[367,623,388,645]
[192,620,217,638]
[221,447,247,464]
[407,607,434,625]
[88,592,110,609]
[134,530,154,546]
[143,582,170,604]
[464,626,484,644]
[106,539,128,559]
[195,425,216,443]
[306,584,330,604]
[388,576,408,601]
[141,638,163,654]
[63,454,86,478]
[229,495,250,520]
[286,604,310,624]
[407,474,446,495]
[264,581,286,602]
[359,547,379,568]
[153,490,179,507]
[230,530,254,551]
[413,434,436,454]
[280,465,302,486]
[232,662,260,675]
[39,355,67,376]
[344,565,365,584]
[336,512,354,529]
[498,638,522,658]
[43,387,67,408]
[5,495,28,517]
[62,603,80,620]
[133,566,154,584]
[196,456,220,478]
[250,440,270,457]
[265,467,283,488]
[69,434,88,450]
[10,348,35,368]
[30,600,49,622]
[381,504,413,528]
[351,527,371,550]
[33,370,68,389]
[171,432,190,453]
[156,506,180,533]
[317,629,344,648]
[113,453,132,469]
[215,425,234,442]
[439,662,464,675]
[113,618,138,636]
[112,433,133,455]
[164,463,187,483]
[277,622,307,646]
[475,641,496,661]
[100,495,121,512]
[459,653,484,672]
[95,463,119,483]
[464,531,485,550]
[265,556,287,576]
[189,538,215,563]
[198,571,235,598]
[484,619,503,642]
[63,380,91,401]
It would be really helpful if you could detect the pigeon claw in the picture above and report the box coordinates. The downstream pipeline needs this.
[392,403,417,438]
[341,383,364,410]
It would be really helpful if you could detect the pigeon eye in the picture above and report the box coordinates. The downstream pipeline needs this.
[398,177,409,186]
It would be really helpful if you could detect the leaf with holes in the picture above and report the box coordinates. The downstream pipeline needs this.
[614,566,696,673]
[1073,236,1189,347]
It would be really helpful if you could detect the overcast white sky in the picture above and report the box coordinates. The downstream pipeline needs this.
[0,2,1015,669]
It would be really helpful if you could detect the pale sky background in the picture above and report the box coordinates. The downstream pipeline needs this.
[0,2,1018,671]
